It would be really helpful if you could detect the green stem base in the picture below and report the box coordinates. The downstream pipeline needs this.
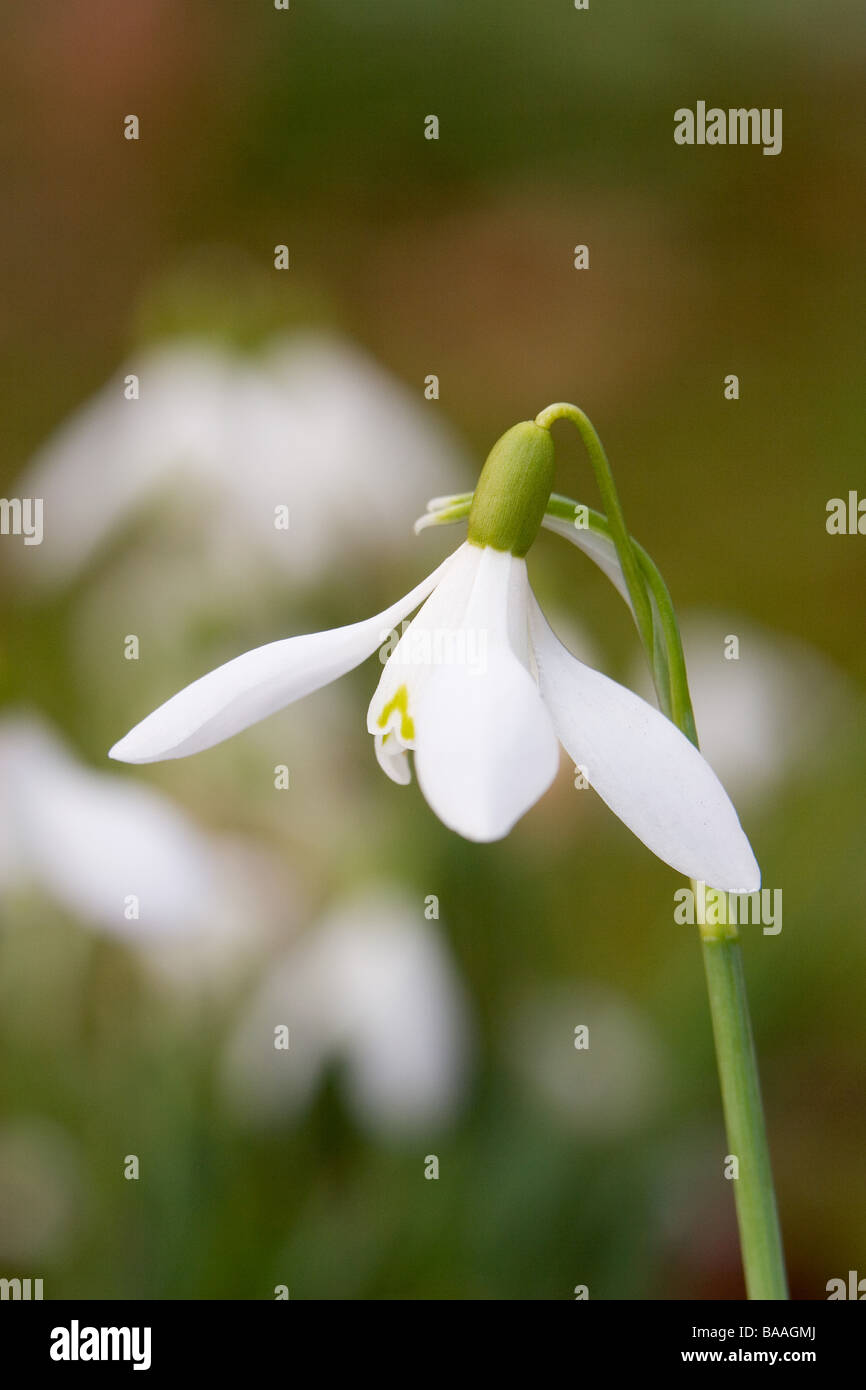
[701,933,788,1299]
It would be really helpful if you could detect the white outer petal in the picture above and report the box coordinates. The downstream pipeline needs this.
[529,598,760,892]
[414,547,560,842]
[110,552,458,764]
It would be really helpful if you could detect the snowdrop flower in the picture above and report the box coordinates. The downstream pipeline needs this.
[110,419,760,891]
[0,714,281,982]
[16,332,465,591]
[221,889,472,1137]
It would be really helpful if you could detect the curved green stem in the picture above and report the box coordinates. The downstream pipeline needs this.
[544,494,697,742]
[535,403,655,665]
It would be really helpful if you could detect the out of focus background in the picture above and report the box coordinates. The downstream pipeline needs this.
[1,1,864,1299]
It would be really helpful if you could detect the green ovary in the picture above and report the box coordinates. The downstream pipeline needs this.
[467,419,555,556]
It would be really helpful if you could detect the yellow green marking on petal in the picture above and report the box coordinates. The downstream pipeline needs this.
[377,684,415,742]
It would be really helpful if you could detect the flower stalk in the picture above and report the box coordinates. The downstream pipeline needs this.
[535,402,655,659]
[699,900,788,1298]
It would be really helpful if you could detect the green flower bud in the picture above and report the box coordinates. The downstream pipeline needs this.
[467,421,555,556]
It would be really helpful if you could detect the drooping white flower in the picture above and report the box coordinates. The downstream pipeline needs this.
[0,714,285,984]
[109,420,760,891]
[15,332,466,592]
[221,889,472,1138]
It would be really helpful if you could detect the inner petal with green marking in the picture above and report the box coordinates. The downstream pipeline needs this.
[376,684,415,743]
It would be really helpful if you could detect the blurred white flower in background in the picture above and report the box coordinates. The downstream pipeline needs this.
[0,713,295,989]
[502,983,668,1139]
[630,613,859,808]
[14,332,467,598]
[0,1118,88,1264]
[222,888,474,1139]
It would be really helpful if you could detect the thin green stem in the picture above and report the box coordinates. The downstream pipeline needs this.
[698,893,788,1298]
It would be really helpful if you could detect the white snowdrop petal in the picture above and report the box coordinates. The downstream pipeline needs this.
[529,598,760,892]
[374,731,412,786]
[414,548,560,842]
[110,552,458,764]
